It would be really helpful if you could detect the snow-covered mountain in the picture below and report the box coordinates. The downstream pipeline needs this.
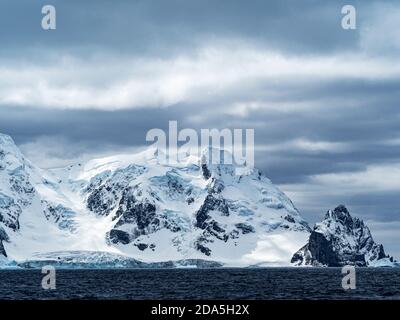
[0,133,311,267]
[0,133,84,261]
[292,205,397,267]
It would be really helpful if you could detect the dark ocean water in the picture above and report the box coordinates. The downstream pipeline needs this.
[0,268,399,300]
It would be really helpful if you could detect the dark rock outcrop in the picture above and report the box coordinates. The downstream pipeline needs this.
[0,226,9,257]
[235,223,255,234]
[292,205,395,267]
[194,178,232,255]
[201,164,211,180]
[108,229,131,245]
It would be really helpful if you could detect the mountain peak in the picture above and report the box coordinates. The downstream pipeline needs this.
[334,204,349,214]
[0,132,27,171]
[325,204,352,225]
[292,205,396,267]
[0,133,17,149]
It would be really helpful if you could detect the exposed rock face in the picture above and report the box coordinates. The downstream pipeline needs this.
[108,229,131,245]
[42,201,77,231]
[194,179,230,255]
[85,165,147,216]
[0,226,9,257]
[292,205,394,267]
[201,164,211,180]
[107,187,160,245]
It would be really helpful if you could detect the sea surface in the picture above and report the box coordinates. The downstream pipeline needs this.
[0,268,399,300]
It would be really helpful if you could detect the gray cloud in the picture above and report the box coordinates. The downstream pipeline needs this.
[0,0,362,57]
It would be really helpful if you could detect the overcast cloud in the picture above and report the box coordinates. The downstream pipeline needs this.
[0,0,399,257]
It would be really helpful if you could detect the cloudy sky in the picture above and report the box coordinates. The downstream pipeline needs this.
[1,0,399,257]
